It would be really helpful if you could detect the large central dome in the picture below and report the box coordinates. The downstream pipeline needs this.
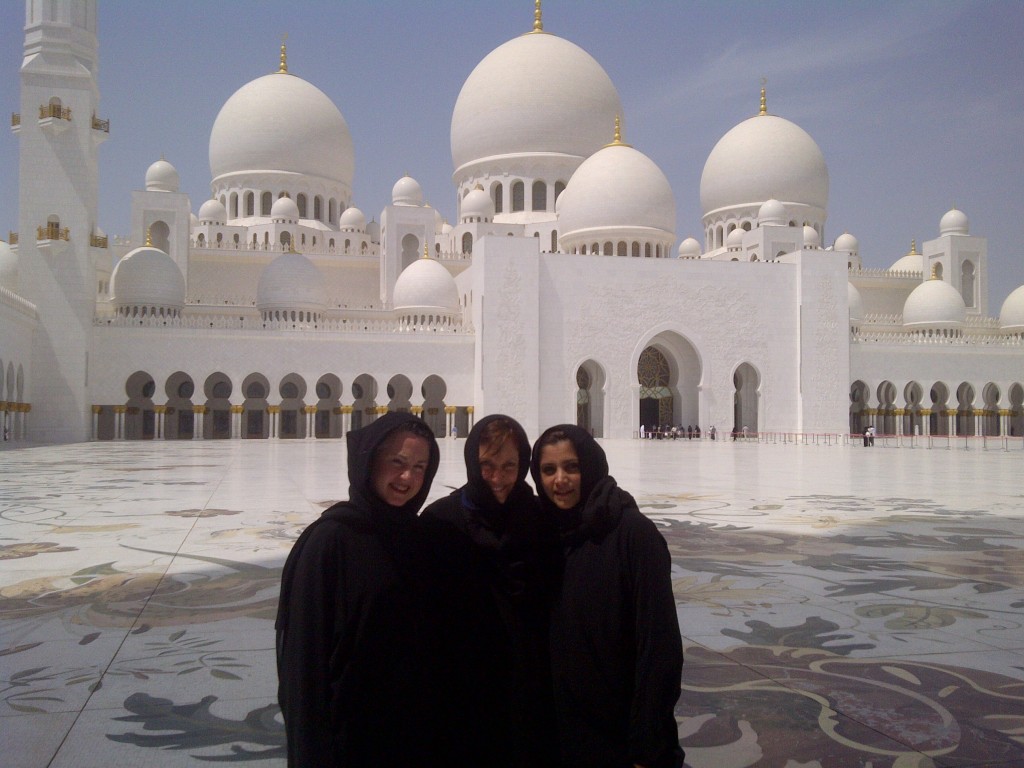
[451,31,622,173]
[209,72,354,185]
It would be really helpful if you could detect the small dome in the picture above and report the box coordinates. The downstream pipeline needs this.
[441,222,453,235]
[392,175,423,206]
[432,206,446,234]
[0,239,18,292]
[803,225,820,248]
[757,198,786,226]
[462,185,494,220]
[726,228,745,249]
[256,252,328,312]
[848,282,864,324]
[366,219,381,241]
[557,143,675,240]
[939,207,969,236]
[198,198,227,225]
[834,232,859,254]
[890,242,923,273]
[271,196,300,221]
[393,255,459,311]
[111,245,186,310]
[903,277,966,329]
[339,206,366,231]
[677,237,701,259]
[145,159,179,193]
[999,285,1024,331]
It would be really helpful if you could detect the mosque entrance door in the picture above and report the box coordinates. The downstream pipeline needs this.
[638,347,673,431]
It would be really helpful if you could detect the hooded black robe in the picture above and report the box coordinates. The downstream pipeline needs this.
[421,414,559,766]
[531,424,684,768]
[276,412,446,767]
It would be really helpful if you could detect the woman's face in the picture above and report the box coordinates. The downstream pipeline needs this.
[479,439,519,504]
[537,440,582,510]
[372,431,431,507]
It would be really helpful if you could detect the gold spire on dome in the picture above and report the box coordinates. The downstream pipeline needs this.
[530,0,544,33]
[604,115,632,148]
[910,239,918,255]
[930,263,939,280]
[278,33,288,74]
[759,77,768,116]
[423,242,430,260]
[145,228,153,247]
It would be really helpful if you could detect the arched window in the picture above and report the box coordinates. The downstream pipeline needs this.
[511,181,525,212]
[261,191,272,215]
[632,242,640,258]
[462,232,473,254]
[329,199,336,224]
[554,181,566,203]
[314,196,323,221]
[617,241,627,257]
[550,230,558,252]
[230,192,238,219]
[245,192,255,217]
[603,241,612,255]
[961,261,975,308]
[532,181,547,211]
[645,243,652,258]
[297,194,307,218]
[493,184,503,214]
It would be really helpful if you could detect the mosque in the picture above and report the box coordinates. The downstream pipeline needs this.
[2,0,1023,446]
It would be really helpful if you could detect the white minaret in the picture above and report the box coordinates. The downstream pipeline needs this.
[16,0,106,442]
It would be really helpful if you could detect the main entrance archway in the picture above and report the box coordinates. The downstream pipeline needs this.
[636,332,700,431]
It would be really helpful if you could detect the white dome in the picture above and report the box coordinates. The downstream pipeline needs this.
[451,30,622,173]
[145,159,179,192]
[393,256,459,311]
[392,175,423,206]
[939,207,969,235]
[111,245,186,310]
[803,225,820,248]
[256,252,328,312]
[198,198,227,224]
[366,219,380,241]
[903,277,966,329]
[701,114,828,217]
[999,285,1024,331]
[677,237,701,259]
[209,72,353,186]
[271,196,300,221]
[848,282,864,324]
[557,143,675,239]
[462,185,494,220]
[726,228,745,249]
[339,206,366,231]
[758,198,787,226]
[890,243,923,273]
[834,232,859,254]
[0,239,17,291]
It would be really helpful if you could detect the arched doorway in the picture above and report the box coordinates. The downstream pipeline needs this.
[956,382,975,436]
[125,371,156,440]
[1009,383,1024,437]
[165,371,195,439]
[421,375,447,437]
[401,234,419,271]
[387,375,413,413]
[241,374,271,438]
[637,333,700,433]
[733,363,760,436]
[315,374,342,438]
[903,381,924,436]
[982,383,1000,436]
[278,374,307,439]
[351,374,378,431]
[576,360,606,438]
[850,380,870,435]
[929,382,950,436]
[877,381,897,435]
[204,374,233,439]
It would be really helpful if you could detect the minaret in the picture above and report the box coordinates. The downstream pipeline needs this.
[16,0,106,442]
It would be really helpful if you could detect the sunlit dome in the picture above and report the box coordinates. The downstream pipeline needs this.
[145,158,179,193]
[271,196,300,222]
[999,285,1024,331]
[726,228,745,249]
[939,207,969,236]
[557,140,675,241]
[111,244,185,311]
[701,113,828,217]
[393,255,459,311]
[197,198,227,225]
[451,26,622,173]
[256,252,328,313]
[890,242,924,273]
[677,237,701,259]
[903,276,966,329]
[803,226,820,248]
[339,206,366,231]
[848,282,864,324]
[209,70,353,186]
[392,175,423,206]
[757,198,786,226]
[461,185,494,221]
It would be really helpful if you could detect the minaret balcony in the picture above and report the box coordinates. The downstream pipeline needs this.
[92,114,110,145]
[7,231,18,247]
[38,104,72,136]
[10,113,20,134]
[90,234,108,248]
[37,224,70,255]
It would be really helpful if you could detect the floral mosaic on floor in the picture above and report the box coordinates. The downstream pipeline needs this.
[1,441,1022,767]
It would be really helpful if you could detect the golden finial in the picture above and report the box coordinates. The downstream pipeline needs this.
[531,0,543,33]
[910,239,917,254]
[930,263,939,280]
[422,242,430,259]
[604,115,632,148]
[759,77,767,116]
[278,33,288,74]
[145,228,153,247]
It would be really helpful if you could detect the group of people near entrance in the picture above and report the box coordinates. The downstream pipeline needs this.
[276,412,684,767]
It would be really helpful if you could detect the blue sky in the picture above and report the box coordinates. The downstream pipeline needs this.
[2,1,1022,308]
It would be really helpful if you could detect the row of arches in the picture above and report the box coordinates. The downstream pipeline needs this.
[96,370,467,441]
[219,190,349,226]
[706,219,823,250]
[850,380,1024,436]
[567,240,669,258]
[463,179,568,216]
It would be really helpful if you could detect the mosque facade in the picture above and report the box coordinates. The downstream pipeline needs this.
[2,0,1023,445]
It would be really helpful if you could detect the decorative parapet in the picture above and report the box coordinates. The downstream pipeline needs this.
[7,232,17,245]
[94,310,469,335]
[848,266,923,279]
[37,223,70,241]
[39,104,72,120]
[91,114,110,132]
[1,285,38,320]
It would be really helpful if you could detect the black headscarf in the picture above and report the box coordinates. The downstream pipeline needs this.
[530,424,628,544]
[344,411,440,520]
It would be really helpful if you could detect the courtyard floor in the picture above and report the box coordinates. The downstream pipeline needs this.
[1,437,1022,767]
